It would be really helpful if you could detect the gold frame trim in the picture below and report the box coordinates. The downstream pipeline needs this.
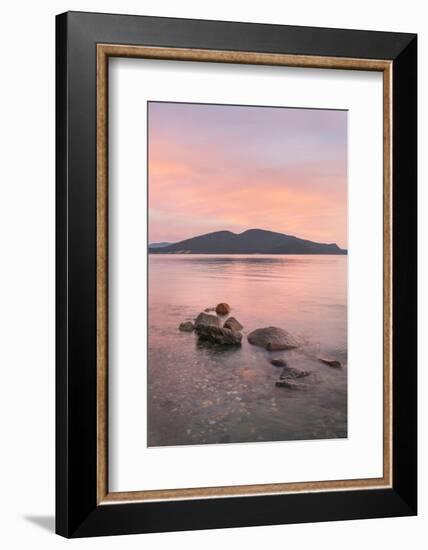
[96,44,393,505]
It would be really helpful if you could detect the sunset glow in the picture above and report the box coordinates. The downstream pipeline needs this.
[148,102,347,248]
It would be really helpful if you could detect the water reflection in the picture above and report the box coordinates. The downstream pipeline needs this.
[195,338,242,356]
[148,254,347,447]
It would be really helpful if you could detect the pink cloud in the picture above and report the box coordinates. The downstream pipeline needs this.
[148,103,347,248]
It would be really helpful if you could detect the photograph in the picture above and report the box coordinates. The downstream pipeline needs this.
[147,101,348,447]
[0,2,420,544]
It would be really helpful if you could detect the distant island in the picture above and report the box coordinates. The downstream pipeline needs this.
[148,229,347,255]
[148,242,172,249]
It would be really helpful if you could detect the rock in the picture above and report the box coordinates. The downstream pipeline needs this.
[237,367,259,382]
[194,312,220,328]
[279,366,310,379]
[216,303,231,315]
[267,342,293,351]
[270,358,287,367]
[195,325,242,345]
[224,317,243,331]
[319,358,342,368]
[247,327,299,350]
[179,321,194,332]
[204,307,216,312]
[275,380,308,390]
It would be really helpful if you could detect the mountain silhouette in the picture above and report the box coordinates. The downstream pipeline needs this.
[148,229,346,255]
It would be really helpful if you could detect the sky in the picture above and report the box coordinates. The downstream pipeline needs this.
[148,102,347,249]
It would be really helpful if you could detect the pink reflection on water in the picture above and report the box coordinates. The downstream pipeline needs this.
[149,254,347,351]
[147,255,347,446]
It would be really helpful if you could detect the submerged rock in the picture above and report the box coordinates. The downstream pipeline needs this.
[224,317,243,331]
[247,327,299,350]
[319,358,342,368]
[270,358,287,367]
[179,321,194,332]
[216,303,231,315]
[195,325,242,345]
[194,312,220,328]
[275,380,308,390]
[279,366,310,380]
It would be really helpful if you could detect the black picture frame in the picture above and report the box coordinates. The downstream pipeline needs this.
[56,11,417,538]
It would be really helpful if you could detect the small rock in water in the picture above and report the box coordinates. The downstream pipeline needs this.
[216,302,231,315]
[280,366,310,379]
[179,321,194,332]
[238,367,258,382]
[195,325,242,345]
[247,326,299,350]
[224,316,243,331]
[319,358,342,368]
[275,380,308,390]
[204,307,216,312]
[194,312,220,328]
[270,358,287,367]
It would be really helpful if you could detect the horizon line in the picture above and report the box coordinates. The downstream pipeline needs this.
[149,227,345,248]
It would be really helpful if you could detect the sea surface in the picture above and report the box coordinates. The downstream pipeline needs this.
[148,254,347,446]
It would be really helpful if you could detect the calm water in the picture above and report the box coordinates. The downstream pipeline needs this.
[148,254,347,446]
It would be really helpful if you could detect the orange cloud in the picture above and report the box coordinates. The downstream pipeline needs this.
[148,103,347,248]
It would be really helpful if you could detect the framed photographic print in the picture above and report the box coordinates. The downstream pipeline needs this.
[56,11,417,538]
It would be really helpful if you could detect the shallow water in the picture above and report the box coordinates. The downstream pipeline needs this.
[148,254,347,446]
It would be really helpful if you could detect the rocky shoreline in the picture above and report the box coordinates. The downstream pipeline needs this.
[179,302,343,391]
